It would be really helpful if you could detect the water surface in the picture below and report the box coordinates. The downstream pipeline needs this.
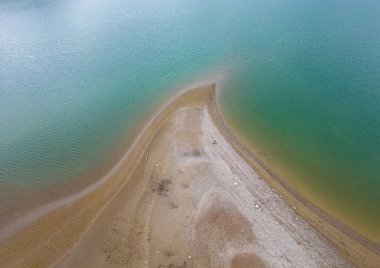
[0,0,379,242]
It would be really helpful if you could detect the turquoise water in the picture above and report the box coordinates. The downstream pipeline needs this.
[0,0,379,242]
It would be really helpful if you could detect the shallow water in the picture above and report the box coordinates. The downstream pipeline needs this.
[0,0,379,242]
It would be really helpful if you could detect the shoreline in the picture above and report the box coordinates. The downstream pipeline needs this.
[210,87,379,267]
[0,84,199,266]
[0,84,377,267]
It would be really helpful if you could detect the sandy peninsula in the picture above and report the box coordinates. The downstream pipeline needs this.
[0,84,377,267]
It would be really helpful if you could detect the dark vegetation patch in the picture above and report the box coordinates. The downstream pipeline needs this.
[153,178,173,196]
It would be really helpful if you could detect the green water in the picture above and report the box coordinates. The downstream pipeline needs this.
[0,0,379,242]
[218,0,380,242]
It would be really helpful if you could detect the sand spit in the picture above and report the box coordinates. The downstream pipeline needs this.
[0,85,375,267]
[56,85,350,267]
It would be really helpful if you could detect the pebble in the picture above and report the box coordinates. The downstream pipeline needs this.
[254,201,263,211]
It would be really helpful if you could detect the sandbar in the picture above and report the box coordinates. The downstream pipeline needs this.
[0,84,377,267]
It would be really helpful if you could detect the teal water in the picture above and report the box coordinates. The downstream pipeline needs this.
[0,0,379,242]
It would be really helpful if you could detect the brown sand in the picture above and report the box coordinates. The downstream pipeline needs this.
[0,84,377,267]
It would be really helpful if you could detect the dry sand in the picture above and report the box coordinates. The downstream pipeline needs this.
[0,84,377,267]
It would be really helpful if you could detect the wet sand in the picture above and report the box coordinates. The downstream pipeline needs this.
[0,84,377,267]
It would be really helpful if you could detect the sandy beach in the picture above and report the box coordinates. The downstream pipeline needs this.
[0,85,377,267]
